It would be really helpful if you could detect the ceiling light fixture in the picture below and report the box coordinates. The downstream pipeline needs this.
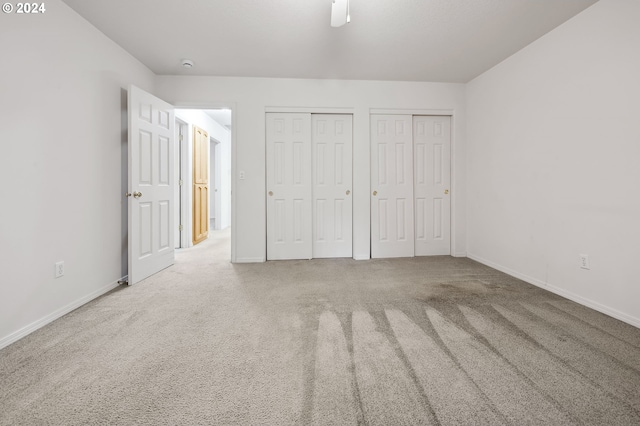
[331,0,350,27]
[181,59,194,69]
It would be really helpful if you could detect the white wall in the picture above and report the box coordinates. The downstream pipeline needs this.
[219,123,232,231]
[175,109,232,240]
[466,0,640,326]
[156,77,467,262]
[0,0,155,348]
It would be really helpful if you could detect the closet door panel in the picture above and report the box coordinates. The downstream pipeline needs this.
[371,115,414,258]
[312,114,353,258]
[266,113,312,260]
[414,116,451,256]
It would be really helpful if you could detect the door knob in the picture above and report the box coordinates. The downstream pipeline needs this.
[268,191,273,196]
[444,189,449,195]
[346,190,351,195]
[372,191,377,196]
[125,192,132,197]
[133,191,142,199]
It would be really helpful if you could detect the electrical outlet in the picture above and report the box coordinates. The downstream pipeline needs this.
[578,254,590,270]
[239,170,246,180]
[55,261,64,278]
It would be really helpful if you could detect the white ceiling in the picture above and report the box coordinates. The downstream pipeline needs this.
[204,109,232,131]
[62,0,598,83]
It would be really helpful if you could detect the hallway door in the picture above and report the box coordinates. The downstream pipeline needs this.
[128,85,175,284]
[193,125,209,245]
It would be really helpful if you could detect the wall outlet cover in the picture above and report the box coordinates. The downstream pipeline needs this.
[55,261,64,278]
[579,254,590,270]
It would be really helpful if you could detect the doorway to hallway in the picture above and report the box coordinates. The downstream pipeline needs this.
[174,108,232,259]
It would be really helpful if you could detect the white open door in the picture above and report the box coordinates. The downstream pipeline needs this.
[370,115,414,258]
[266,113,313,260]
[312,114,353,258]
[414,116,451,255]
[128,85,175,284]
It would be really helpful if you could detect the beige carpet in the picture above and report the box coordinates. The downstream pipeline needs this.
[1,229,640,425]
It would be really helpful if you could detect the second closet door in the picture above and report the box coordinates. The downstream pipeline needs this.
[312,115,353,258]
[413,116,451,256]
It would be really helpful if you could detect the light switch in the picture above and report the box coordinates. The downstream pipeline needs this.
[239,171,245,180]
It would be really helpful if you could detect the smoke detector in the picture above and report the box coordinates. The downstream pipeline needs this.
[181,59,195,69]
[331,0,351,27]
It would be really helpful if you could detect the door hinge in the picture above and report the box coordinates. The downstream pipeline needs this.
[179,179,183,186]
[179,224,183,231]
[179,135,184,142]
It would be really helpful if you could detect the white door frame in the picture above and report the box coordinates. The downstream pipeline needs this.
[175,118,189,249]
[173,102,237,262]
[369,108,458,257]
[209,136,221,231]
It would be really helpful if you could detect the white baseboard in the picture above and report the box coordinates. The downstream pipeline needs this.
[234,257,265,263]
[467,253,548,288]
[353,254,370,261]
[453,251,467,258]
[543,282,640,328]
[467,253,640,329]
[0,277,124,350]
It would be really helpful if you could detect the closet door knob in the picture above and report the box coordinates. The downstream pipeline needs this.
[346,190,351,195]
[133,191,142,199]
[444,189,449,195]
[372,191,377,196]
[268,191,273,196]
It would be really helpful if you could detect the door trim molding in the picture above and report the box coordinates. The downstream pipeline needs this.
[209,136,221,231]
[369,108,454,116]
[266,106,355,114]
[176,118,189,249]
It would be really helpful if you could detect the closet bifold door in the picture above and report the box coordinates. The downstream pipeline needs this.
[312,114,353,258]
[370,115,414,258]
[266,113,312,260]
[413,116,451,256]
